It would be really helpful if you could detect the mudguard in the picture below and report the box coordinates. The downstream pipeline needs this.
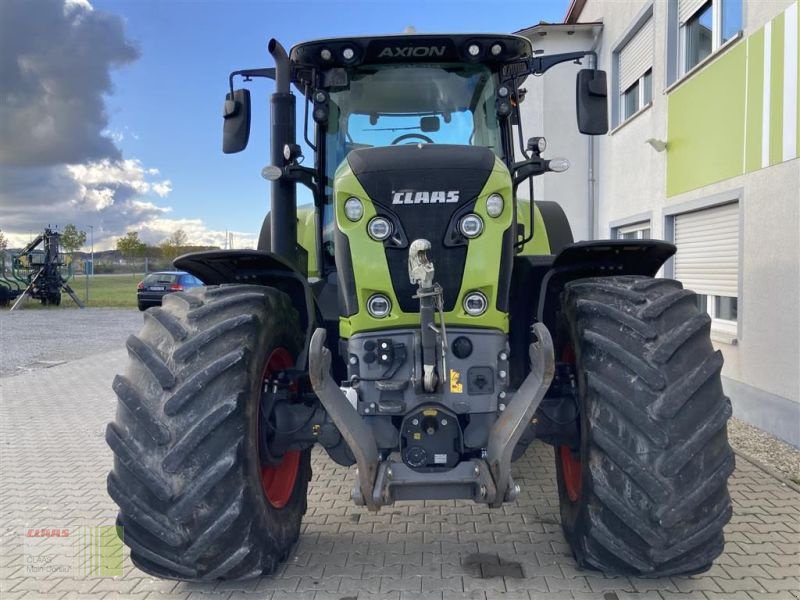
[175,250,316,369]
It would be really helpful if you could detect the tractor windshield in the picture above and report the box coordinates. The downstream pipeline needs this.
[320,62,501,262]
[324,63,501,181]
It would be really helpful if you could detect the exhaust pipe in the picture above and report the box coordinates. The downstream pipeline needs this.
[268,38,290,93]
[266,39,298,266]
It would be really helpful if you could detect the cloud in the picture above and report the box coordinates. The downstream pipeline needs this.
[0,0,139,167]
[0,0,250,251]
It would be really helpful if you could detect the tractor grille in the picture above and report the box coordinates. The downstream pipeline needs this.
[347,145,495,312]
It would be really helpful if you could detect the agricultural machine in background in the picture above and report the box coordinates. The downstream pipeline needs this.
[8,227,83,310]
[107,32,734,581]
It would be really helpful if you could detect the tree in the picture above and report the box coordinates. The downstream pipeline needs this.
[60,224,87,255]
[169,229,188,250]
[117,231,146,269]
[160,229,189,262]
[0,229,7,252]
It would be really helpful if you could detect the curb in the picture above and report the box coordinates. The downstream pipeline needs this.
[732,448,800,493]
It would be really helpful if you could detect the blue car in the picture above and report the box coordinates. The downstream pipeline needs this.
[137,271,203,311]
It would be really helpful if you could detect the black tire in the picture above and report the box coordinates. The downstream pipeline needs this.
[137,301,148,311]
[107,284,311,581]
[555,276,734,576]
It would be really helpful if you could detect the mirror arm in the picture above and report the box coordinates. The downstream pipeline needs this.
[284,164,317,191]
[512,157,547,186]
[228,68,277,96]
[526,51,597,76]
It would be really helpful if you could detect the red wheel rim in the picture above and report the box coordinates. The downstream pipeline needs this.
[558,342,581,502]
[559,445,582,502]
[259,347,300,509]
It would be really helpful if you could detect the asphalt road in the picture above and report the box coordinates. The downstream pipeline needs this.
[0,308,143,377]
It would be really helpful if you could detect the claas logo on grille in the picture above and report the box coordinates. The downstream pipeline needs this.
[392,190,460,205]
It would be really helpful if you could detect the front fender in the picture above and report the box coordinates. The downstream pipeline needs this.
[174,250,316,368]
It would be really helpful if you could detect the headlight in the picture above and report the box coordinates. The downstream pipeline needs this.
[459,214,484,238]
[344,197,363,221]
[486,194,504,217]
[367,217,392,241]
[463,291,488,316]
[367,294,391,318]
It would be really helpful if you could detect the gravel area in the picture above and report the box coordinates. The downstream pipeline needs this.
[0,307,142,377]
[728,416,800,484]
[3,306,798,484]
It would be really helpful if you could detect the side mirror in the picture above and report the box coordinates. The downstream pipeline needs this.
[222,88,251,154]
[576,69,609,135]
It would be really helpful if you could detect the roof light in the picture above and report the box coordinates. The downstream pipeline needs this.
[342,47,355,61]
[467,43,481,57]
[320,48,332,61]
[490,43,503,56]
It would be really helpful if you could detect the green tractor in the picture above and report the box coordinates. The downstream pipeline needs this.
[106,33,733,580]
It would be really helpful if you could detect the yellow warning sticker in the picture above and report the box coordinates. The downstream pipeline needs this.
[413,433,422,440]
[450,369,463,393]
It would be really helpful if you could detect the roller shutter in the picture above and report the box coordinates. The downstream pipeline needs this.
[619,17,654,91]
[673,202,739,297]
[679,0,708,24]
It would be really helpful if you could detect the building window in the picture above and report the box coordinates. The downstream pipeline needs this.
[674,0,742,79]
[673,202,740,336]
[621,69,653,121]
[696,295,738,334]
[615,221,651,239]
[614,11,654,127]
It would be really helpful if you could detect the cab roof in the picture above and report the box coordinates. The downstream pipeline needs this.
[289,33,533,70]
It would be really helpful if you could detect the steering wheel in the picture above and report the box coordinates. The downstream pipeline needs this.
[391,133,435,145]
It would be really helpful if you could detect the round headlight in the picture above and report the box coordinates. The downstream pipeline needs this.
[342,47,355,61]
[463,292,488,316]
[320,48,332,61]
[367,294,391,318]
[367,217,392,241]
[467,43,481,57]
[344,197,363,221]
[490,43,503,56]
[486,194,504,218]
[459,214,484,238]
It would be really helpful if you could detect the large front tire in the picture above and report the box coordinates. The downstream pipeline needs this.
[106,284,310,581]
[556,276,734,576]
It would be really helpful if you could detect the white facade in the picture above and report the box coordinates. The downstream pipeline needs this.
[515,0,800,445]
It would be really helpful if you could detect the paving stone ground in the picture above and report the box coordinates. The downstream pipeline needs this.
[1,349,799,600]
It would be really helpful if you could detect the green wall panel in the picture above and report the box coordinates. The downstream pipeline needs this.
[769,12,786,166]
[667,44,748,197]
[745,32,764,173]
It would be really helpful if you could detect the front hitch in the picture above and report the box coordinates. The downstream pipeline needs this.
[308,327,381,510]
[486,322,555,507]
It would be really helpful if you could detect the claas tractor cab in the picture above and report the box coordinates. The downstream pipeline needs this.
[107,33,733,581]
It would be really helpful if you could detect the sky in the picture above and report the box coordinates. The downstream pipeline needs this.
[0,0,569,250]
